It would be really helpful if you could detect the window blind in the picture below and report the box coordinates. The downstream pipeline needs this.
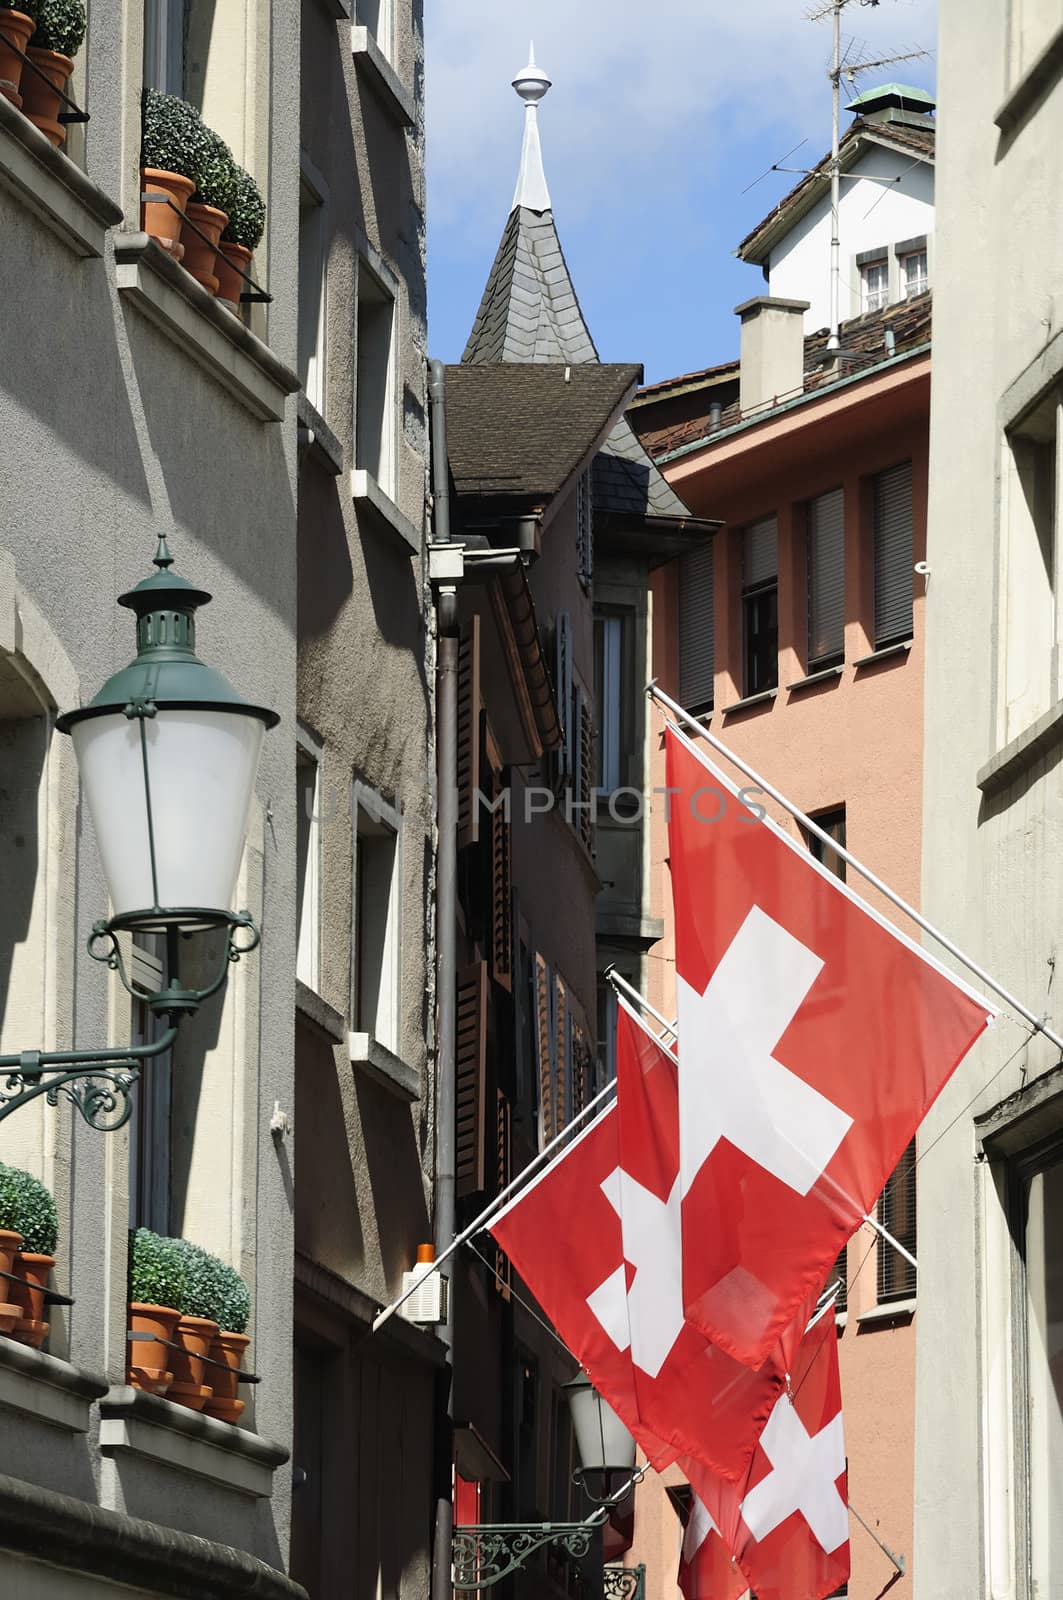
[678,544,715,710]
[807,488,845,667]
[744,516,778,589]
[878,1138,917,1300]
[873,461,914,646]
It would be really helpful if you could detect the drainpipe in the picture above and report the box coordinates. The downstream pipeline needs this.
[428,357,456,1600]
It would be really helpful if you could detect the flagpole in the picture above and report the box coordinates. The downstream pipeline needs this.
[607,966,677,1039]
[648,680,1063,1056]
[371,1076,617,1334]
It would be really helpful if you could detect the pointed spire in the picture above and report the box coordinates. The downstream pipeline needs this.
[511,43,552,215]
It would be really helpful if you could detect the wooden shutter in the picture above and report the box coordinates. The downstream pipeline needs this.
[807,488,845,667]
[535,954,554,1148]
[455,962,488,1198]
[578,688,594,854]
[554,976,569,1133]
[873,461,914,646]
[577,470,594,590]
[678,543,715,711]
[553,614,573,785]
[878,1138,917,1300]
[743,515,778,589]
[494,1090,512,1300]
[490,770,512,991]
[457,618,482,848]
[832,1243,848,1315]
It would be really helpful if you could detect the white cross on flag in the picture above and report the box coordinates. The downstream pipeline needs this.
[487,1003,817,1485]
[666,724,993,1368]
[684,1306,851,1600]
[678,1495,747,1600]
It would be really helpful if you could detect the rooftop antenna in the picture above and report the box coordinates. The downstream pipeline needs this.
[805,0,929,350]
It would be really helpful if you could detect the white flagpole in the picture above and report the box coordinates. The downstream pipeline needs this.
[649,679,1063,1055]
[606,966,677,1040]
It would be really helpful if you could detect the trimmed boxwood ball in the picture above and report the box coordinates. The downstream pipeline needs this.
[128,1227,184,1309]
[0,1164,58,1256]
[214,1259,250,1334]
[29,0,85,56]
[193,127,238,217]
[222,165,266,251]
[1,0,38,15]
[140,89,213,185]
[171,1237,225,1321]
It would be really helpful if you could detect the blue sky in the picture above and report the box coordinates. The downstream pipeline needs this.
[424,0,938,385]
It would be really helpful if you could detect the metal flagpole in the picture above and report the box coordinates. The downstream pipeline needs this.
[606,966,676,1039]
[648,679,1063,1055]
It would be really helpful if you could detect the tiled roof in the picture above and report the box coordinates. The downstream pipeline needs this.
[738,116,935,262]
[444,363,641,505]
[632,360,740,403]
[593,414,694,521]
[462,207,599,366]
[635,293,932,461]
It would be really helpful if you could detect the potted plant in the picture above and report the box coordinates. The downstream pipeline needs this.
[128,1228,182,1395]
[216,164,265,310]
[180,126,236,296]
[0,0,37,110]
[0,1163,57,1347]
[140,89,212,262]
[167,1238,221,1411]
[21,0,84,147]
[203,1259,251,1424]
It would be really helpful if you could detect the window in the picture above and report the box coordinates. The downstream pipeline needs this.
[143,0,184,93]
[296,736,321,993]
[576,470,593,591]
[742,517,778,696]
[355,261,396,496]
[1017,1141,1063,1589]
[878,1139,917,1301]
[298,178,326,415]
[872,461,914,648]
[806,488,845,670]
[678,543,715,713]
[805,806,846,881]
[901,249,928,299]
[129,935,172,1233]
[594,612,625,793]
[1003,394,1059,741]
[352,785,401,1055]
[356,0,393,58]
[861,259,888,314]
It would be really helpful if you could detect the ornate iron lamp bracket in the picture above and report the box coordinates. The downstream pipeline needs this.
[452,1522,600,1590]
[603,1565,646,1600]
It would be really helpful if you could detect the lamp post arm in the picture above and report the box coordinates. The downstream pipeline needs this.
[0,1024,178,1074]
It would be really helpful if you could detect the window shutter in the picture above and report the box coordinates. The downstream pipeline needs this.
[807,488,845,667]
[578,689,594,854]
[554,614,573,785]
[678,543,715,710]
[534,954,554,1148]
[490,770,512,992]
[743,516,778,589]
[457,618,482,849]
[455,961,488,1198]
[832,1244,848,1315]
[494,1090,512,1300]
[873,461,914,646]
[577,470,594,590]
[878,1138,917,1300]
[554,976,569,1133]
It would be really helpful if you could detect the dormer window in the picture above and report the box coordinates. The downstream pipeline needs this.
[902,249,928,299]
[861,259,889,314]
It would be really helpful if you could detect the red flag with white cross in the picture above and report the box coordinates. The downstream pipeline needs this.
[677,1493,747,1600]
[684,1305,850,1600]
[666,723,993,1368]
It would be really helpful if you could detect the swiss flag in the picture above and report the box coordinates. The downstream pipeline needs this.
[678,1494,747,1600]
[487,1007,815,1484]
[666,724,993,1368]
[685,1307,850,1600]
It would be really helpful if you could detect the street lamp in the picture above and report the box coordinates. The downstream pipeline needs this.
[451,1372,644,1590]
[0,537,277,1131]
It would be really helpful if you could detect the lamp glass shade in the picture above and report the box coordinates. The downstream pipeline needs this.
[71,707,264,928]
[565,1375,636,1475]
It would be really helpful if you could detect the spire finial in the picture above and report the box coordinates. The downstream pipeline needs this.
[511,45,552,214]
[153,535,174,571]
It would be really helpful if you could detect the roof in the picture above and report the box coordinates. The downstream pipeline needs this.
[634,293,932,462]
[444,363,641,505]
[845,82,936,114]
[593,414,697,521]
[462,206,599,367]
[631,360,740,405]
[738,115,935,265]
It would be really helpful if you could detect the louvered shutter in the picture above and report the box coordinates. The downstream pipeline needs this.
[457,618,482,848]
[807,488,846,668]
[535,954,554,1148]
[678,544,715,711]
[832,1243,848,1315]
[455,962,488,1198]
[873,461,914,646]
[494,1090,512,1300]
[577,470,593,590]
[554,975,568,1134]
[743,516,778,589]
[554,614,573,786]
[878,1138,917,1300]
[578,690,594,854]
[490,770,512,991]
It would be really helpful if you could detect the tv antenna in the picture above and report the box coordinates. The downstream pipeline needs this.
[805,0,930,351]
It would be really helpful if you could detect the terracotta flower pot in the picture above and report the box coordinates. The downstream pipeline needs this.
[8,1252,54,1347]
[0,1228,23,1278]
[170,1314,218,1392]
[141,167,195,262]
[179,202,228,296]
[215,242,252,310]
[19,47,73,147]
[0,10,35,109]
[202,1329,249,1424]
[128,1301,180,1394]
[0,1302,20,1335]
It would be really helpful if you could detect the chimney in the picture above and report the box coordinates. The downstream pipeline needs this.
[735,296,810,415]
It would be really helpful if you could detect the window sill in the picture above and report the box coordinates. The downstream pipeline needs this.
[0,1338,107,1432]
[351,27,417,127]
[0,92,122,258]
[352,468,422,553]
[995,23,1063,134]
[98,1386,288,1499]
[298,393,344,476]
[349,1032,421,1102]
[296,979,346,1043]
[852,639,912,671]
[114,234,300,422]
[977,698,1063,797]
[856,1297,916,1328]
[788,664,844,696]
[721,687,777,717]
